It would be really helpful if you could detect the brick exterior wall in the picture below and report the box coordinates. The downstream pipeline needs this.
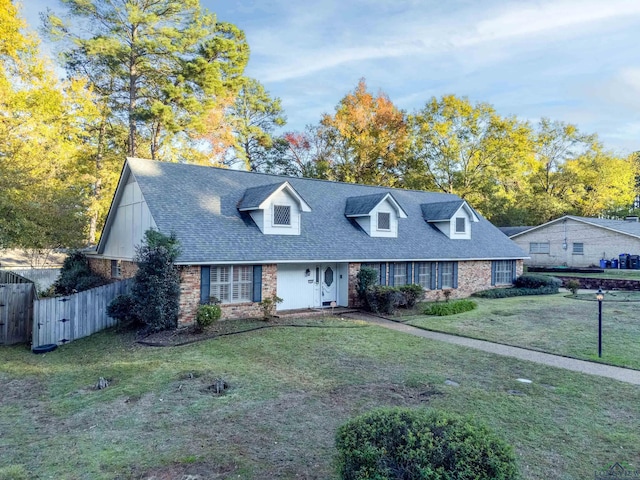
[347,259,524,304]
[178,264,278,325]
[88,257,138,280]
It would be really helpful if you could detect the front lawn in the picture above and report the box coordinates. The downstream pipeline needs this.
[409,294,640,369]
[1,319,639,479]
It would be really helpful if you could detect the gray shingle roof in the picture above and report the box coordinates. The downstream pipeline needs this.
[345,193,388,216]
[237,182,285,210]
[124,158,526,264]
[499,226,533,237]
[421,200,465,222]
[566,216,640,238]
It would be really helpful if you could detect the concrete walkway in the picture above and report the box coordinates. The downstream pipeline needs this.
[346,313,640,386]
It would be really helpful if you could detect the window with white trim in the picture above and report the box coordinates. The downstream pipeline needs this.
[110,260,122,279]
[455,217,466,233]
[493,260,514,285]
[377,212,391,230]
[530,242,550,254]
[273,205,291,226]
[439,262,454,289]
[416,262,431,289]
[210,265,253,303]
[572,242,584,255]
[393,262,407,286]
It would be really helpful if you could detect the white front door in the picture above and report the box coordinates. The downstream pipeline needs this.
[319,264,337,307]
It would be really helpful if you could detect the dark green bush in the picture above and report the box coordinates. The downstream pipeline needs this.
[53,250,109,295]
[130,230,181,333]
[423,299,477,316]
[106,294,139,328]
[473,285,559,298]
[195,303,222,331]
[399,284,424,308]
[335,407,519,480]
[515,274,561,289]
[367,285,405,314]
[357,267,379,310]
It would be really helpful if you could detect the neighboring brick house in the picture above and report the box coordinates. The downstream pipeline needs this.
[507,216,640,268]
[90,157,526,324]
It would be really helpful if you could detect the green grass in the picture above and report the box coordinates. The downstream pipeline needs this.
[408,294,640,369]
[1,318,639,479]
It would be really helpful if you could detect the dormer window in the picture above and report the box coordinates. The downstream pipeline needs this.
[273,205,291,226]
[238,181,311,236]
[377,212,391,231]
[421,200,479,240]
[345,192,407,238]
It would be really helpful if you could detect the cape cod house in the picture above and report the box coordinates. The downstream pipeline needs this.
[89,158,526,323]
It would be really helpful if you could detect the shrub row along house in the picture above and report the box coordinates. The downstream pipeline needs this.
[89,158,526,323]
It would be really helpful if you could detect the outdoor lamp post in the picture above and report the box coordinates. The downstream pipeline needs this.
[596,288,604,358]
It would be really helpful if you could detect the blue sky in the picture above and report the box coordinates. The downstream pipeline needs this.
[20,0,640,154]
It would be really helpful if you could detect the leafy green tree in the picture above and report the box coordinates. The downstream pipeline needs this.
[45,0,249,160]
[407,95,533,220]
[0,0,92,250]
[263,127,333,178]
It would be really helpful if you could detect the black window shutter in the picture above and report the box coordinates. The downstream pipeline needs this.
[200,266,210,304]
[430,263,437,290]
[511,260,517,283]
[253,265,262,302]
[491,261,497,286]
[380,263,387,286]
[453,262,458,289]
[437,262,442,289]
[406,262,413,284]
[388,263,395,286]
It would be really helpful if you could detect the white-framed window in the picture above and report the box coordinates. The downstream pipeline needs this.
[439,262,454,289]
[573,243,584,255]
[393,262,407,286]
[493,260,514,285]
[273,205,291,226]
[455,217,466,233]
[110,260,122,279]
[417,262,432,289]
[210,265,253,303]
[530,242,550,254]
[377,212,391,230]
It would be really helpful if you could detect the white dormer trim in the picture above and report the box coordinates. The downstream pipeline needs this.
[433,202,479,240]
[345,193,408,220]
[240,182,311,236]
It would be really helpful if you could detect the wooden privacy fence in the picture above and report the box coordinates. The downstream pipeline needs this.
[32,279,133,347]
[0,283,36,345]
[2,268,60,291]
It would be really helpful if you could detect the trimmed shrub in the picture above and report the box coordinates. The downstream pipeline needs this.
[423,299,477,316]
[335,407,519,480]
[515,274,561,290]
[357,267,379,310]
[53,250,109,295]
[130,230,182,333]
[367,285,405,314]
[565,279,580,295]
[196,303,222,331]
[399,284,424,308]
[473,285,559,298]
[106,294,138,325]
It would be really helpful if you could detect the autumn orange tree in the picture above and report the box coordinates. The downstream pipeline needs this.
[319,79,409,186]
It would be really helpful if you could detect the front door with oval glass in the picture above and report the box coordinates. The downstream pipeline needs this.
[320,264,337,307]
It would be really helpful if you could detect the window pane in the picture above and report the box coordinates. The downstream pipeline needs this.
[393,262,407,286]
[378,212,390,230]
[417,262,431,289]
[494,260,513,285]
[440,262,453,288]
[455,217,465,233]
[573,243,584,254]
[274,205,291,225]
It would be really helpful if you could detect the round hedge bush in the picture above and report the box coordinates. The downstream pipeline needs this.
[196,303,222,331]
[335,407,519,480]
